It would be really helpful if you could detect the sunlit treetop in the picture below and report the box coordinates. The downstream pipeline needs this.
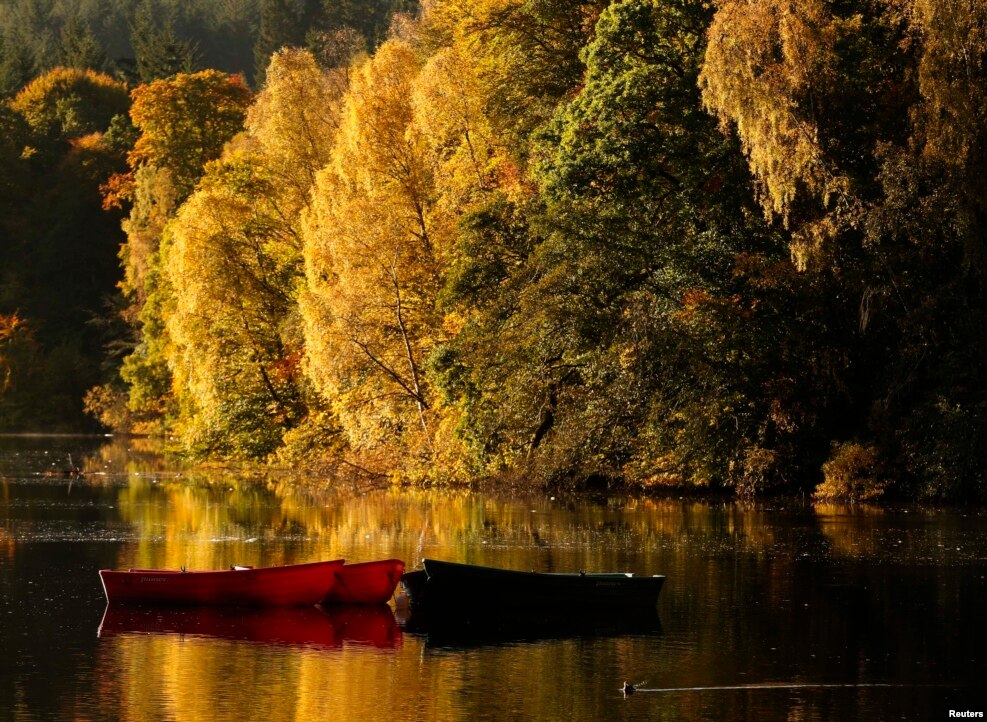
[244,48,344,205]
[128,69,253,198]
[10,66,129,140]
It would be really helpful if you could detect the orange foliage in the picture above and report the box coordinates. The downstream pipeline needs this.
[269,351,303,384]
[128,70,252,195]
[100,171,135,211]
[674,289,748,324]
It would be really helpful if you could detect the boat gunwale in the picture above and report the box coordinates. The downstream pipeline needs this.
[98,559,347,606]
[101,559,345,577]
[421,559,664,581]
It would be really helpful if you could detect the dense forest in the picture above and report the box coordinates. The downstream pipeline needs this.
[1,0,985,502]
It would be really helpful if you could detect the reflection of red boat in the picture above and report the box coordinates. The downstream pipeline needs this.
[97,604,401,649]
[324,604,403,648]
[325,559,405,605]
[99,560,344,606]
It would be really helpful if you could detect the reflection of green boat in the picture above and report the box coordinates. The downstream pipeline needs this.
[399,601,662,648]
[401,559,665,612]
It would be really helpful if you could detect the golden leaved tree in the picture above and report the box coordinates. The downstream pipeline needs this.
[92,70,253,432]
[699,0,855,266]
[411,44,501,220]
[301,38,447,474]
[242,47,348,210]
[163,50,344,458]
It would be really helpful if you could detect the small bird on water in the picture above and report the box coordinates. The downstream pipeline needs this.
[621,681,647,696]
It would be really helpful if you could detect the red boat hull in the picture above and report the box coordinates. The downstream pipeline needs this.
[323,559,405,605]
[99,560,344,606]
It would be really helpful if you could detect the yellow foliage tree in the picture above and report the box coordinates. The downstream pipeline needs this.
[699,0,856,266]
[412,45,500,213]
[700,0,852,218]
[163,49,345,458]
[243,48,347,209]
[910,0,987,169]
[10,66,128,139]
[420,0,605,159]
[165,156,303,455]
[302,38,445,467]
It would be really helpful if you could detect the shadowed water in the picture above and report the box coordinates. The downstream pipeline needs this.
[0,436,984,721]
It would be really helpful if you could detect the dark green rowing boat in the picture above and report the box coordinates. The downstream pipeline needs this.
[400,559,665,612]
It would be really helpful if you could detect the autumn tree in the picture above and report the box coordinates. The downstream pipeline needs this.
[10,66,129,143]
[411,43,500,216]
[113,68,253,298]
[0,0,983,498]
[162,49,342,457]
[165,157,306,456]
[243,47,343,204]
[97,69,252,431]
[420,0,607,155]
[302,37,446,472]
[127,69,252,198]
[909,0,987,271]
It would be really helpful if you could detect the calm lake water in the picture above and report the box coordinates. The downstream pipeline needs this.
[1,436,984,721]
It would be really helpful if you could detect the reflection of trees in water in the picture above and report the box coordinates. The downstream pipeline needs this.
[88,449,813,577]
[813,502,981,563]
[14,436,984,572]
[79,435,188,478]
[72,438,983,573]
[0,527,14,562]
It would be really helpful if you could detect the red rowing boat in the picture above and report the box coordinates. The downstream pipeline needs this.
[324,559,405,605]
[99,559,344,606]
